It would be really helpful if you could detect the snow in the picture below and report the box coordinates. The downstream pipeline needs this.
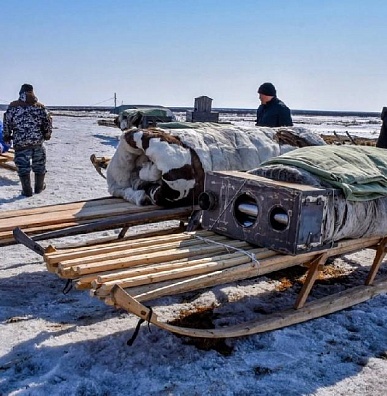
[1,111,387,396]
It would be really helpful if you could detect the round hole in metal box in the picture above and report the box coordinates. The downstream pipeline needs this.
[234,193,258,228]
[269,206,289,231]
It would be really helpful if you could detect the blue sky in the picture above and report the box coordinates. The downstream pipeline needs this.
[1,0,386,111]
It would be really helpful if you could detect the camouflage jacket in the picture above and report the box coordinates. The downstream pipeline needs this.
[3,94,52,150]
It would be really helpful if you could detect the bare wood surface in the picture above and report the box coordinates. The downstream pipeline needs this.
[0,149,16,170]
[37,225,387,338]
[0,197,125,219]
[365,237,387,285]
[0,196,192,246]
[58,238,249,278]
[111,276,387,338]
[45,230,215,266]
[294,253,328,309]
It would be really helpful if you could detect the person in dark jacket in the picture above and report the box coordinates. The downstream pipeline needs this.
[3,84,52,196]
[255,82,293,127]
[376,107,387,149]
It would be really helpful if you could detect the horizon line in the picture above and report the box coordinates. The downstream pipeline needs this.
[0,104,382,118]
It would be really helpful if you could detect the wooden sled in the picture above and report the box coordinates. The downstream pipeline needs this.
[2,196,193,246]
[320,132,376,146]
[90,154,111,179]
[20,227,387,339]
[0,148,17,171]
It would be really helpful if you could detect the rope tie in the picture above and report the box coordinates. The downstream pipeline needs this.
[207,179,248,231]
[191,234,259,265]
[127,307,153,346]
[62,279,73,294]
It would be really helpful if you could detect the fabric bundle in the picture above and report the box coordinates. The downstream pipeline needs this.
[249,145,387,243]
[107,123,325,206]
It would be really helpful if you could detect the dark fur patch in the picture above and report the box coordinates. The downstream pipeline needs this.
[123,129,205,207]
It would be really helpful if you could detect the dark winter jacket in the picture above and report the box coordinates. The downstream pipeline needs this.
[3,92,52,151]
[256,97,293,127]
[376,107,387,149]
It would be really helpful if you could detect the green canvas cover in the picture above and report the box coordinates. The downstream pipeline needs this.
[262,145,387,201]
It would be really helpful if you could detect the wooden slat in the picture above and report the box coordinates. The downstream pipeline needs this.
[0,196,173,246]
[0,197,125,219]
[0,201,154,231]
[54,233,228,269]
[88,235,381,301]
[44,230,215,265]
[58,239,250,278]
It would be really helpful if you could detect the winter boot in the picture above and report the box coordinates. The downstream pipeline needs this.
[34,173,46,194]
[20,174,33,197]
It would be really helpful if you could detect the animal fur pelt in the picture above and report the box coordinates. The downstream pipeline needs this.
[107,123,325,206]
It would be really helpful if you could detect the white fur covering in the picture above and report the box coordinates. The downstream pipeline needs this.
[107,124,324,206]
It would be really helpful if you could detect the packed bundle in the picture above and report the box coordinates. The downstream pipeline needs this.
[106,122,325,206]
[249,145,387,242]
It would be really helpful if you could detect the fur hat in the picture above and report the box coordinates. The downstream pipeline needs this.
[258,82,276,97]
[19,84,34,94]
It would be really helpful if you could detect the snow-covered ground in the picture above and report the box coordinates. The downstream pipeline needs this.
[1,111,387,396]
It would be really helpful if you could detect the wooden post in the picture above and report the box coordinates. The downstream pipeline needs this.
[294,253,328,309]
[365,237,387,285]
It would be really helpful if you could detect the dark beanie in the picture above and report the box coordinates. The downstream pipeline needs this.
[258,82,276,96]
[19,84,34,94]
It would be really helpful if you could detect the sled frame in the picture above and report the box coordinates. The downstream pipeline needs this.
[110,236,387,339]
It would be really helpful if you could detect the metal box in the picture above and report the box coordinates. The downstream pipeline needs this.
[199,171,335,255]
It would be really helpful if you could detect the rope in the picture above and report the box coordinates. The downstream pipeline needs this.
[127,307,153,346]
[190,234,260,265]
[206,179,248,231]
[62,279,73,294]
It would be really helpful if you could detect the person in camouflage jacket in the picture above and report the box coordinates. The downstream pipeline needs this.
[3,84,52,196]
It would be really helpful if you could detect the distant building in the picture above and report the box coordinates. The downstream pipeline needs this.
[186,96,219,123]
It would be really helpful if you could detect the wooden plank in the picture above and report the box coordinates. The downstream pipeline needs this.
[0,216,122,245]
[53,233,228,269]
[59,239,250,278]
[78,247,264,292]
[93,247,277,298]
[0,201,155,231]
[25,205,193,242]
[101,236,381,302]
[0,197,125,219]
[0,161,17,171]
[44,230,215,265]
[95,246,263,284]
[96,249,262,294]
